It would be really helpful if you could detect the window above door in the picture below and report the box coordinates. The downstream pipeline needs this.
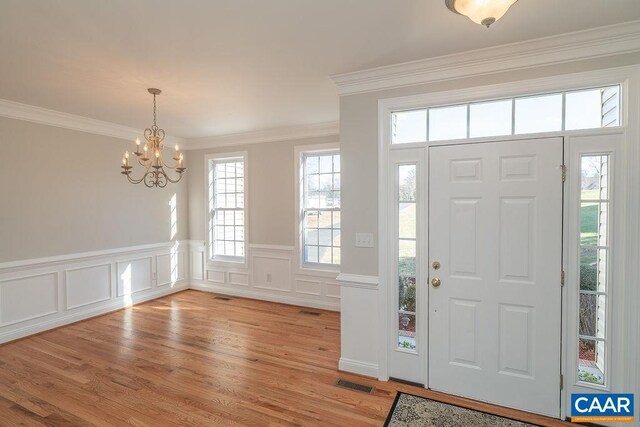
[391,85,621,144]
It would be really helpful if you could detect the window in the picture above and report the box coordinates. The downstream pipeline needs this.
[391,85,621,144]
[208,154,246,261]
[301,150,340,267]
[578,154,610,385]
[397,164,417,350]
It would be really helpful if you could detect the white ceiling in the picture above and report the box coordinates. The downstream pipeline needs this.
[1,0,639,139]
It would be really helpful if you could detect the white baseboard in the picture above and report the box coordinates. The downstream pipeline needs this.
[0,284,188,344]
[338,357,379,378]
[190,281,340,311]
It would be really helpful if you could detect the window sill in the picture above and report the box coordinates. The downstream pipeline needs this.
[208,257,247,268]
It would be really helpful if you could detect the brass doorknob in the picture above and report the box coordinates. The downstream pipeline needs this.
[431,277,441,288]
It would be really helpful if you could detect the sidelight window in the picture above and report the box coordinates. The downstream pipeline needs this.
[577,154,610,385]
[397,164,417,350]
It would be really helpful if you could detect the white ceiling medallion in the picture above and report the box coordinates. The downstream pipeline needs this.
[445,0,518,28]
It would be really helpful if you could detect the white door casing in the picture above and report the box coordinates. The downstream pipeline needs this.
[428,137,563,417]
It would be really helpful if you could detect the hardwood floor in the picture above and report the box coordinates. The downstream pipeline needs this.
[0,290,573,426]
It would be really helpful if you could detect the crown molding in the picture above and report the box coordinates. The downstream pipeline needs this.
[183,121,339,150]
[0,98,186,145]
[331,20,640,96]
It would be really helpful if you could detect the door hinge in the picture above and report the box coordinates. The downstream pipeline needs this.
[561,164,567,182]
[561,270,565,287]
[560,374,564,390]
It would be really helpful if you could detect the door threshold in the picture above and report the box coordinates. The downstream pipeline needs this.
[389,377,424,388]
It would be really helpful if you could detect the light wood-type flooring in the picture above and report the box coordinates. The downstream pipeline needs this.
[0,290,574,426]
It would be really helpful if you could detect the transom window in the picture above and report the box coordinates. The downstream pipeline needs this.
[392,85,620,144]
[208,155,246,261]
[301,151,341,266]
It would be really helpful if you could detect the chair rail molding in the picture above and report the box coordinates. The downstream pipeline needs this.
[331,20,640,95]
[336,273,379,289]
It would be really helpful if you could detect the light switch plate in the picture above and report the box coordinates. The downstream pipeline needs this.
[355,233,374,248]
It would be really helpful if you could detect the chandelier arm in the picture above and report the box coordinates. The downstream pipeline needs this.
[163,169,184,184]
[125,172,147,185]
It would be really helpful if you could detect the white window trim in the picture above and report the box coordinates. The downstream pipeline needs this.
[377,65,640,420]
[294,143,340,276]
[204,151,249,267]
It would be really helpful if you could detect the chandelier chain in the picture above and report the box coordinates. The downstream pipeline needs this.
[153,93,157,128]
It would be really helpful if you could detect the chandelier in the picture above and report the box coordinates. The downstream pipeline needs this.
[445,0,518,28]
[121,88,186,187]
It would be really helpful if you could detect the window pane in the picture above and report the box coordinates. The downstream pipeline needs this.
[398,313,416,350]
[399,165,416,202]
[566,86,620,130]
[399,240,416,277]
[333,247,341,265]
[429,105,467,141]
[578,338,604,385]
[579,293,596,336]
[392,110,427,144]
[514,93,562,134]
[305,228,318,245]
[601,86,620,128]
[580,202,599,246]
[318,246,332,264]
[566,89,603,131]
[399,203,416,239]
[469,100,512,138]
[581,155,608,200]
[305,246,319,263]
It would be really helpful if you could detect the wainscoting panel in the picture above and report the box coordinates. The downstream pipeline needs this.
[191,250,204,281]
[0,272,58,326]
[156,251,185,287]
[117,257,153,297]
[229,272,249,286]
[65,263,112,310]
[206,270,226,284]
[191,242,340,311]
[253,255,292,292]
[0,242,188,344]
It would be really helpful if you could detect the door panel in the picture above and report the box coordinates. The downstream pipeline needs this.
[428,138,563,417]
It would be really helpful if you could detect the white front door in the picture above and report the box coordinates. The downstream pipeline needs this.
[428,137,563,417]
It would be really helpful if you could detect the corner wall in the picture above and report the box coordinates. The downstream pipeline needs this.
[186,135,341,310]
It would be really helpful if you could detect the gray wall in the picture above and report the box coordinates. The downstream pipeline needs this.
[187,135,338,246]
[339,52,640,276]
[0,117,189,262]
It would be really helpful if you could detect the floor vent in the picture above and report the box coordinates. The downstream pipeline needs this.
[214,296,232,301]
[299,310,321,316]
[336,378,375,394]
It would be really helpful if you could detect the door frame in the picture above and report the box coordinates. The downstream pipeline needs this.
[377,65,640,420]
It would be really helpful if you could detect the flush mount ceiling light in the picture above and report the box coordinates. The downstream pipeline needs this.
[121,88,186,188]
[445,0,518,28]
